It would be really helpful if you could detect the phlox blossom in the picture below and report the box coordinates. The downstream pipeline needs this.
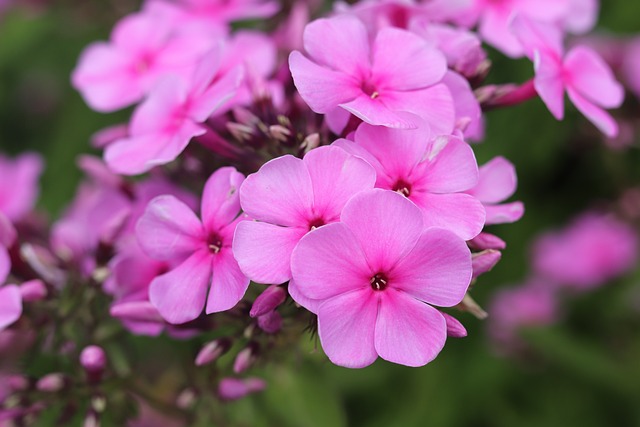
[291,189,472,368]
[137,167,248,324]
[0,152,43,223]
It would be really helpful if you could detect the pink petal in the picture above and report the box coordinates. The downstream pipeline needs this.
[136,195,204,261]
[287,278,322,314]
[239,155,313,227]
[0,286,22,331]
[567,87,619,138]
[324,107,351,135]
[201,167,244,233]
[442,71,483,140]
[340,94,418,129]
[390,228,472,307]
[288,51,361,114]
[129,77,188,135]
[340,190,423,272]
[485,202,525,225]
[468,156,517,204]
[564,46,624,109]
[291,223,371,301]
[381,84,455,135]
[189,65,244,122]
[563,0,598,34]
[0,246,10,285]
[317,288,378,368]
[0,212,16,248]
[411,192,485,240]
[442,312,467,338]
[206,249,249,313]
[233,221,307,284]
[371,27,447,91]
[375,289,446,367]
[534,51,565,120]
[304,146,376,222]
[479,7,523,58]
[149,249,212,324]
[510,14,563,61]
[0,153,43,222]
[303,16,370,76]
[418,135,479,193]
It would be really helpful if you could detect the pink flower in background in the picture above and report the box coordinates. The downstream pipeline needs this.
[105,49,244,175]
[137,167,248,324]
[72,11,215,112]
[233,146,375,309]
[291,190,472,368]
[0,213,16,284]
[466,156,524,225]
[0,152,43,223]
[0,285,21,332]
[289,15,454,134]
[512,16,624,137]
[334,123,485,240]
[532,213,638,291]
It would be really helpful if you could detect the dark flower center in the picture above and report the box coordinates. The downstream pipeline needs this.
[361,81,380,100]
[392,179,412,197]
[308,217,326,231]
[207,233,223,254]
[370,273,389,291]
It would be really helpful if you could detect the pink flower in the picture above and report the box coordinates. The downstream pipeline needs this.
[72,11,215,112]
[289,15,454,134]
[532,213,638,291]
[291,190,472,368]
[0,213,16,284]
[136,167,248,324]
[105,49,244,175]
[0,152,43,223]
[466,156,524,225]
[334,122,485,240]
[232,146,376,301]
[512,16,624,137]
[0,285,21,332]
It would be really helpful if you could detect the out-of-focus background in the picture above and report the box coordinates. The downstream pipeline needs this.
[1,1,640,426]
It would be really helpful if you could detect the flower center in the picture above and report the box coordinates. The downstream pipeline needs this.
[361,81,380,100]
[308,217,326,231]
[392,179,412,197]
[207,234,223,254]
[370,273,388,291]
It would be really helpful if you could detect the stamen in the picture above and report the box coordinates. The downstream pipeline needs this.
[370,273,388,291]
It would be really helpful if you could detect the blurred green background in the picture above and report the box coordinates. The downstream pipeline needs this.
[2,1,640,426]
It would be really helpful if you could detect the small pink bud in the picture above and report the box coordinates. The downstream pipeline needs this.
[441,312,467,338]
[7,375,29,392]
[257,311,282,334]
[19,279,47,302]
[80,346,106,382]
[110,301,164,323]
[468,233,506,250]
[250,285,286,318]
[195,339,231,367]
[233,343,258,374]
[36,373,66,392]
[218,377,266,401]
[472,250,502,278]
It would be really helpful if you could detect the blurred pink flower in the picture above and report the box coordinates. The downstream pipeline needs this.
[0,285,21,332]
[291,190,472,368]
[0,152,43,223]
[137,167,248,324]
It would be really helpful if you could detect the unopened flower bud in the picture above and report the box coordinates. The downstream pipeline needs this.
[218,377,266,401]
[110,301,164,323]
[468,232,506,250]
[250,285,286,318]
[195,338,232,367]
[441,312,467,338]
[233,343,259,374]
[472,250,502,278]
[80,346,107,383]
[257,311,282,334]
[36,373,67,392]
[19,279,47,302]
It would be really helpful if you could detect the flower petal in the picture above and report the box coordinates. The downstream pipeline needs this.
[201,167,244,232]
[287,278,322,314]
[567,86,619,138]
[410,192,485,240]
[0,246,10,286]
[418,135,479,193]
[375,289,447,367]
[340,94,418,129]
[381,84,455,135]
[317,288,378,368]
[0,285,22,331]
[206,249,249,313]
[534,51,565,120]
[468,156,517,204]
[485,202,525,225]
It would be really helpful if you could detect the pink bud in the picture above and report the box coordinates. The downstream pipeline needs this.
[80,346,106,379]
[250,285,286,318]
[468,232,506,250]
[7,375,29,392]
[19,279,47,302]
[36,373,66,392]
[472,250,502,278]
[233,343,258,374]
[441,312,467,338]
[218,377,266,401]
[110,301,164,323]
[257,311,282,334]
[195,339,231,367]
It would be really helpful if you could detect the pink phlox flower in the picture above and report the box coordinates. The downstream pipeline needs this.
[532,212,638,291]
[511,15,624,137]
[72,11,216,112]
[290,189,472,368]
[441,71,484,141]
[136,167,248,324]
[289,15,454,134]
[334,122,485,240]
[232,146,376,312]
[466,156,524,225]
[0,152,43,223]
[105,47,244,175]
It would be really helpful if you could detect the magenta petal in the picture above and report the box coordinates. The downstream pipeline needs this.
[288,278,322,314]
[567,87,619,138]
[239,155,313,227]
[469,156,517,204]
[375,290,447,367]
[291,223,370,301]
[324,108,351,135]
[411,192,485,240]
[0,212,16,248]
[340,95,419,129]
[0,286,22,331]
[371,27,447,91]
[201,167,244,232]
[534,52,565,120]
[317,288,378,368]
[420,135,479,193]
[0,246,10,285]
[442,312,467,338]
[391,228,471,307]
[206,249,249,314]
[303,16,370,76]
[340,190,423,272]
[485,202,525,225]
[510,14,563,60]
[381,84,455,135]
[136,195,204,261]
[304,146,376,221]
[289,51,360,114]
[233,221,307,284]
[190,65,244,122]
[149,249,212,324]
